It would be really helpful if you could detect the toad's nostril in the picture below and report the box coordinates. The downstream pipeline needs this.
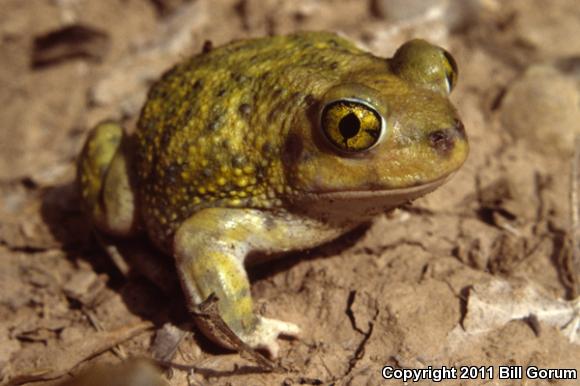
[429,129,455,156]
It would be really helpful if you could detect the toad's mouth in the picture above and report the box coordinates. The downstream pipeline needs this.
[301,172,455,200]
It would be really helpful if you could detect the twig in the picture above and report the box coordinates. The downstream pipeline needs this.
[94,231,130,276]
[192,294,280,372]
[3,321,153,385]
[84,308,127,359]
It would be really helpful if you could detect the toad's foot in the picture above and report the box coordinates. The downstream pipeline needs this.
[240,316,301,358]
[175,209,308,357]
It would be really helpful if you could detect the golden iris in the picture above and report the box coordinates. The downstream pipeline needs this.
[321,99,383,153]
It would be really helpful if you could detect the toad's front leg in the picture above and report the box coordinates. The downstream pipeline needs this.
[173,208,339,357]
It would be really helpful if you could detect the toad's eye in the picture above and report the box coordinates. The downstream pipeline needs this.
[391,39,459,95]
[442,49,458,93]
[320,99,385,154]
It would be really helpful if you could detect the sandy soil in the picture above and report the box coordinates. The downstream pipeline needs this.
[1,0,579,385]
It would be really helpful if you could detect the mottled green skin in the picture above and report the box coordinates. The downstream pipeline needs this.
[136,32,362,250]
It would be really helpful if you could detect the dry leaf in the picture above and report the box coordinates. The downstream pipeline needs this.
[458,279,579,345]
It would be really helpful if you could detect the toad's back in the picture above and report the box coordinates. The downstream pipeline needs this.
[135,32,377,249]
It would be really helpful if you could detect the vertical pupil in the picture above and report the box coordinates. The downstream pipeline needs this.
[339,112,360,139]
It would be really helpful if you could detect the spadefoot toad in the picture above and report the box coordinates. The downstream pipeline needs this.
[78,31,468,356]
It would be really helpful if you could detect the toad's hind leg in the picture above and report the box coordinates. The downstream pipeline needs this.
[174,208,342,357]
[77,121,138,236]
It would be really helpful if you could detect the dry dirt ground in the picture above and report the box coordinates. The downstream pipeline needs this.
[1,0,580,385]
